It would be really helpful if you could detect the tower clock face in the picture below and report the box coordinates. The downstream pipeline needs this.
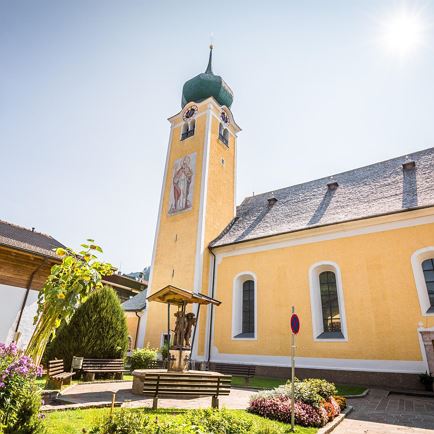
[183,105,198,121]
[220,111,229,125]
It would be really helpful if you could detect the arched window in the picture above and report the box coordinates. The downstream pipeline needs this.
[218,123,229,146]
[319,271,341,334]
[422,258,434,309]
[232,273,256,339]
[411,247,434,315]
[181,121,195,140]
[242,280,255,335]
[309,262,347,341]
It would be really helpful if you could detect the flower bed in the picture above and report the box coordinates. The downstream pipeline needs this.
[0,342,44,433]
[248,378,347,428]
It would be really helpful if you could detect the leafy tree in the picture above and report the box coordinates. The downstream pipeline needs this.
[26,241,113,366]
[44,286,129,370]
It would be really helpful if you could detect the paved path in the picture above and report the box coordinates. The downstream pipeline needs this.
[48,381,253,410]
[334,389,434,434]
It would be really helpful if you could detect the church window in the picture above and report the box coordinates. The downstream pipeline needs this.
[233,273,256,339]
[411,247,434,315]
[181,120,195,140]
[242,280,255,335]
[219,123,229,146]
[422,258,434,310]
[309,262,347,341]
[319,271,341,334]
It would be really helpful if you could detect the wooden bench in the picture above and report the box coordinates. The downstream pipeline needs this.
[214,363,256,384]
[142,372,231,409]
[81,358,127,381]
[47,359,75,389]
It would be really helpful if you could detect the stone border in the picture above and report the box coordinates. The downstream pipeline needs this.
[344,389,369,398]
[317,406,353,434]
[42,401,122,413]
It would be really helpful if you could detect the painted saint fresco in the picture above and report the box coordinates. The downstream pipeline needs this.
[168,152,196,214]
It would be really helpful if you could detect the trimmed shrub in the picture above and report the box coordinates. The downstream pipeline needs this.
[0,343,44,433]
[129,346,158,370]
[44,286,128,370]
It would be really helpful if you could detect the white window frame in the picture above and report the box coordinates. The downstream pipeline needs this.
[232,272,257,340]
[309,261,348,342]
[411,247,434,316]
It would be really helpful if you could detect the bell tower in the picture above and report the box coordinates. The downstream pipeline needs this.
[140,46,241,355]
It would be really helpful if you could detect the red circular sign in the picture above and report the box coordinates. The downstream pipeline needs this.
[290,314,300,334]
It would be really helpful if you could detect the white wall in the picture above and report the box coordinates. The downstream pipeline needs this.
[0,284,38,349]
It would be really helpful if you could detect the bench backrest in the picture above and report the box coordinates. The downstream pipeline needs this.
[143,373,231,396]
[82,358,124,371]
[48,359,64,377]
[147,360,165,369]
[214,363,256,377]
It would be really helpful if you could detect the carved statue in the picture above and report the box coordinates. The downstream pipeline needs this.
[173,311,186,347]
[172,311,196,348]
[184,313,197,348]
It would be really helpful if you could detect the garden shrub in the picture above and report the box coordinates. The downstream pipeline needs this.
[44,286,128,371]
[298,378,337,399]
[333,395,347,411]
[89,409,253,434]
[248,395,323,427]
[249,377,341,428]
[129,346,158,370]
[323,401,336,421]
[0,342,44,434]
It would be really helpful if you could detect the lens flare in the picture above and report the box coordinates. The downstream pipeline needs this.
[380,7,426,57]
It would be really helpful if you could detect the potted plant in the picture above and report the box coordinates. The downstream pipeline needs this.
[419,372,434,391]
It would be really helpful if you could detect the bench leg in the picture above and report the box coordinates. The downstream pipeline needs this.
[114,372,123,380]
[47,378,62,390]
[84,372,95,382]
[64,376,72,386]
[211,396,219,409]
[152,397,159,410]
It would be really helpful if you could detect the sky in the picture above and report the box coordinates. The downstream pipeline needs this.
[1,1,434,272]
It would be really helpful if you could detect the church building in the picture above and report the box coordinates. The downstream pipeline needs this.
[140,46,434,389]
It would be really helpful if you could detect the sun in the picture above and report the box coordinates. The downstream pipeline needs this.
[380,7,426,57]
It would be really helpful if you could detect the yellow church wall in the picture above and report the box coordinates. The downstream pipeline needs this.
[144,110,208,348]
[196,110,237,356]
[211,215,434,364]
[144,100,239,350]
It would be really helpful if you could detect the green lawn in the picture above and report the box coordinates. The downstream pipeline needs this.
[231,376,366,396]
[44,408,317,434]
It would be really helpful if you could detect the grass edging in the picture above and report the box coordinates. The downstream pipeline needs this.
[317,405,353,434]
[344,389,369,398]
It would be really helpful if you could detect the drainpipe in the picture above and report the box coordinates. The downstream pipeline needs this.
[134,310,144,349]
[207,248,217,366]
[14,258,47,339]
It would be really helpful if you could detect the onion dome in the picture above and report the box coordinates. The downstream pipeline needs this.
[181,45,234,108]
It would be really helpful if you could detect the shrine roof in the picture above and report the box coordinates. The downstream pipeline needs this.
[147,285,221,306]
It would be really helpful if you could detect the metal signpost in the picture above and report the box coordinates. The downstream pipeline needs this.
[290,307,300,432]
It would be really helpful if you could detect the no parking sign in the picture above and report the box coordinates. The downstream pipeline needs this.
[290,313,300,335]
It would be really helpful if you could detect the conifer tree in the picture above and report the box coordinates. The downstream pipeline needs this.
[44,286,128,370]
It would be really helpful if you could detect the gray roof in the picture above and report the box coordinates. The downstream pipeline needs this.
[211,147,434,247]
[122,290,147,311]
[0,220,64,258]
